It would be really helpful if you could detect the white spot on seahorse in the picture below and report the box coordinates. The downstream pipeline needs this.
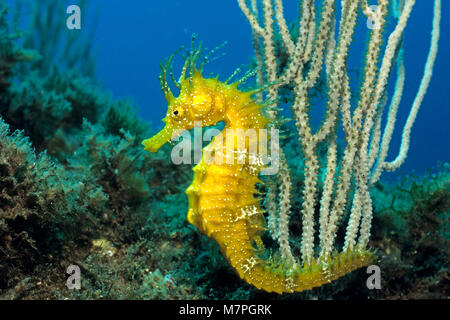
[242,256,258,274]
[235,205,259,222]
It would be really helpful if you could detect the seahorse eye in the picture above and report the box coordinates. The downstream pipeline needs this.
[173,110,179,115]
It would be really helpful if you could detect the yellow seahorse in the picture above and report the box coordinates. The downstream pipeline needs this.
[143,45,375,294]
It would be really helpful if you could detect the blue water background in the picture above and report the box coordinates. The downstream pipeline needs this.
[29,1,450,178]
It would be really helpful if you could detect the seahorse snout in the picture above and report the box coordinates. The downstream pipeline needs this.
[142,124,175,152]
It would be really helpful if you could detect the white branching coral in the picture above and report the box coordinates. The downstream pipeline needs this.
[238,0,441,265]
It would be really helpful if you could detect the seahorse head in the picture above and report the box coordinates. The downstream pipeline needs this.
[143,44,227,152]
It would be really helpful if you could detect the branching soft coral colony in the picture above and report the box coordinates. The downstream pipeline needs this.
[143,0,441,294]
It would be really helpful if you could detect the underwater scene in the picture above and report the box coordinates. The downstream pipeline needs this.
[0,0,448,301]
